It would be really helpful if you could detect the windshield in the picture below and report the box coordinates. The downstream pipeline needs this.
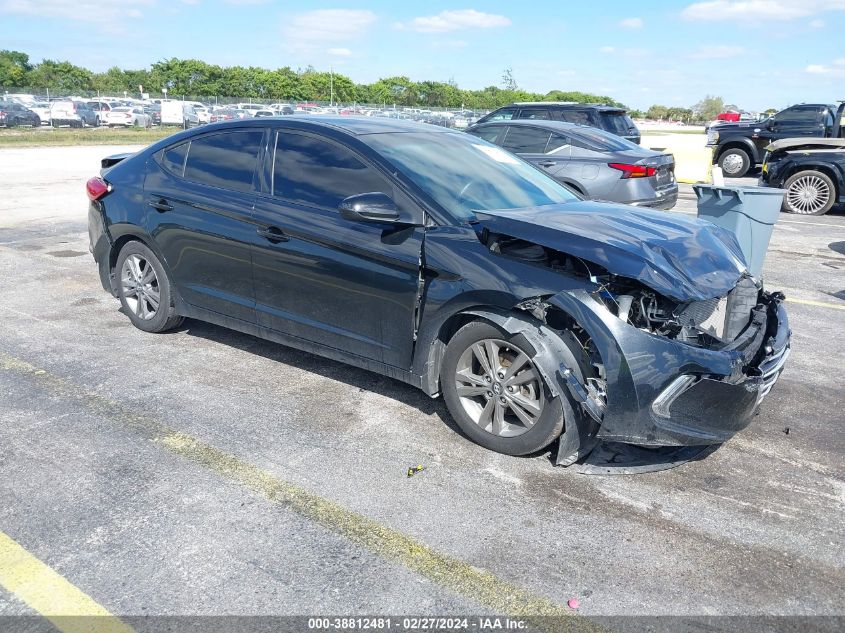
[365,131,578,221]
[600,111,635,136]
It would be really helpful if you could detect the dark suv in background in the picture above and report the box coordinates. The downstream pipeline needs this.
[476,102,641,144]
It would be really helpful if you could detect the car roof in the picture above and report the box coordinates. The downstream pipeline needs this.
[471,119,599,136]
[191,116,453,136]
[504,102,626,112]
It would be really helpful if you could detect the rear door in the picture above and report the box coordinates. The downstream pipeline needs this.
[500,125,553,166]
[250,128,425,368]
[144,128,265,323]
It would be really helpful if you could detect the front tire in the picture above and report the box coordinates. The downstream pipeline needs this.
[440,321,564,456]
[718,148,751,178]
[782,170,836,216]
[115,241,184,333]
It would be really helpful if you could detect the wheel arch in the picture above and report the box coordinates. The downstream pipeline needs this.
[106,227,186,311]
[783,163,841,197]
[716,139,758,164]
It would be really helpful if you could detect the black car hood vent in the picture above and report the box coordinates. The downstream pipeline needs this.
[474,202,748,302]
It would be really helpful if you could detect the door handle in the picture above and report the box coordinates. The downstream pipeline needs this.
[539,161,557,168]
[148,198,173,212]
[257,226,290,243]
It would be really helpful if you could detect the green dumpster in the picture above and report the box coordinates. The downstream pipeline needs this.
[693,185,785,278]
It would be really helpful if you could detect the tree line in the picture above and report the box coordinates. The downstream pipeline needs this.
[0,50,625,110]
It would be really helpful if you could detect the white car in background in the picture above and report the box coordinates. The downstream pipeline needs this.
[236,103,263,116]
[194,106,212,124]
[28,102,52,124]
[105,107,151,127]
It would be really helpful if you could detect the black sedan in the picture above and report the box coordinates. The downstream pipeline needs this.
[0,102,41,127]
[87,118,791,465]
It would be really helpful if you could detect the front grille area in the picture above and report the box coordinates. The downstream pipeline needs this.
[756,344,790,405]
[677,277,760,342]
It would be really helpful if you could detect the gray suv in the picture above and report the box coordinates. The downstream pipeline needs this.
[468,120,676,209]
[476,102,641,144]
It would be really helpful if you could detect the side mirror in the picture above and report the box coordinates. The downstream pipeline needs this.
[766,119,774,131]
[339,192,400,223]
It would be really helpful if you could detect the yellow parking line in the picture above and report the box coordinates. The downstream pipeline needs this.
[0,352,600,632]
[0,531,135,633]
[786,297,845,311]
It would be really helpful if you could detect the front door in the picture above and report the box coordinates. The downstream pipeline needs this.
[251,129,424,368]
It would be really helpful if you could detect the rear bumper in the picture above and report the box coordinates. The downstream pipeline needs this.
[547,290,790,447]
[629,187,679,210]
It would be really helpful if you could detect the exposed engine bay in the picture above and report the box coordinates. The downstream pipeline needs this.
[486,232,761,351]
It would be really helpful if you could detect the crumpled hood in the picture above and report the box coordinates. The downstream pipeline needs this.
[474,202,748,302]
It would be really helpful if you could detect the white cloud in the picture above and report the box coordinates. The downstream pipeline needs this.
[557,70,576,77]
[619,17,643,28]
[327,48,351,57]
[282,9,377,54]
[689,44,745,58]
[810,18,826,26]
[224,0,269,4]
[180,0,200,5]
[0,0,154,30]
[400,9,510,33]
[682,1,845,21]
[599,46,615,53]
[808,59,845,75]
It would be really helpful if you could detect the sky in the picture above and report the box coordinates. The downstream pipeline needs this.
[1,0,844,110]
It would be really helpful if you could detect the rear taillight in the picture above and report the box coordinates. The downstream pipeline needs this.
[608,163,656,179]
[86,177,111,201]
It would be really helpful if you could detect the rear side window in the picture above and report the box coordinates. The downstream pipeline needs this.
[546,133,572,155]
[273,132,391,209]
[162,142,189,176]
[517,109,551,120]
[559,110,590,125]
[485,108,516,121]
[600,112,635,135]
[501,126,552,154]
[468,126,504,143]
[182,130,263,192]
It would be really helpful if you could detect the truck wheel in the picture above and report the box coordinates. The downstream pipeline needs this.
[718,148,751,178]
[783,170,836,215]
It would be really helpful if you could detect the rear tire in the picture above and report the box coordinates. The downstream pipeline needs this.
[782,170,836,216]
[718,148,751,178]
[440,321,565,456]
[115,241,184,333]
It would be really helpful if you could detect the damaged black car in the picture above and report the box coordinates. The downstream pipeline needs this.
[87,118,791,465]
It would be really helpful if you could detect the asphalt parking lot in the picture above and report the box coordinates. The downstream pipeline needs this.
[0,146,843,631]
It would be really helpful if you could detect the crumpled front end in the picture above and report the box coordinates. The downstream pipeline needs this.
[545,284,790,448]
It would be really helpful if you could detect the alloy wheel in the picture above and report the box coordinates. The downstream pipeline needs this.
[120,254,161,320]
[454,338,545,438]
[786,175,831,214]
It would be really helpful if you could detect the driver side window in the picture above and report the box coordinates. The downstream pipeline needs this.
[273,131,392,210]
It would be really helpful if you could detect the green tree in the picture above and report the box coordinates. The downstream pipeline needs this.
[501,67,517,91]
[692,95,724,121]
[0,50,32,87]
[28,60,93,93]
[646,104,669,120]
